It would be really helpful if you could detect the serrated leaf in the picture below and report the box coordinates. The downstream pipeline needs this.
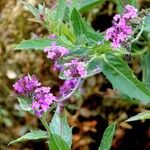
[99,123,116,150]
[70,7,85,36]
[49,112,72,148]
[70,7,103,41]
[17,97,32,111]
[78,0,105,12]
[125,112,150,122]
[9,130,48,145]
[49,134,70,150]
[15,38,55,50]
[98,54,150,103]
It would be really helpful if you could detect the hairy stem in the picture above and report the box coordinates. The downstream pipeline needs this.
[40,116,52,150]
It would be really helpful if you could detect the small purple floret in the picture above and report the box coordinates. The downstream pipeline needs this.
[44,42,69,60]
[105,5,138,48]
[48,34,57,39]
[31,86,56,117]
[63,59,87,78]
[13,75,41,95]
[59,79,77,96]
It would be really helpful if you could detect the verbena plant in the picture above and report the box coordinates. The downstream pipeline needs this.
[10,0,150,149]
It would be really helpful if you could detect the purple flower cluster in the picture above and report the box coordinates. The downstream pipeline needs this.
[13,75,41,94]
[32,87,56,117]
[13,75,56,118]
[63,59,87,78]
[59,79,77,96]
[105,5,138,48]
[44,42,69,61]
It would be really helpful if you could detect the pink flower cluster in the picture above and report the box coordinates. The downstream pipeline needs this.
[13,75,41,94]
[13,75,55,117]
[64,59,87,78]
[105,5,138,48]
[32,87,56,117]
[44,42,69,60]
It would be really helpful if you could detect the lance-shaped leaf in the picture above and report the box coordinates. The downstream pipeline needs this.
[15,38,55,50]
[70,8,85,36]
[125,111,150,122]
[98,54,150,103]
[49,134,70,150]
[70,7,103,41]
[49,111,72,148]
[9,130,48,145]
[99,123,116,150]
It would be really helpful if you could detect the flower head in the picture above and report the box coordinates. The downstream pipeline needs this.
[13,75,41,95]
[32,87,56,117]
[105,5,138,49]
[123,5,138,20]
[63,59,87,78]
[44,42,69,61]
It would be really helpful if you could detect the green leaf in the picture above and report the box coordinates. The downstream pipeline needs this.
[9,130,48,145]
[125,111,150,122]
[115,0,124,13]
[127,0,138,8]
[98,54,150,103]
[49,112,72,148]
[20,0,39,18]
[17,97,32,111]
[86,57,102,77]
[78,0,105,12]
[15,38,55,50]
[70,7,85,36]
[142,52,150,88]
[70,7,103,41]
[144,15,150,32]
[55,0,67,21]
[99,123,116,150]
[49,134,70,150]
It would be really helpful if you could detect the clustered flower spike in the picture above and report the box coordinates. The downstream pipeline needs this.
[32,87,56,117]
[13,75,56,118]
[13,75,41,94]
[63,59,87,78]
[105,5,138,48]
[44,42,69,61]
[59,79,77,96]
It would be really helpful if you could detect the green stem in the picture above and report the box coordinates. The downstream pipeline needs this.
[131,25,144,43]
[40,116,52,150]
